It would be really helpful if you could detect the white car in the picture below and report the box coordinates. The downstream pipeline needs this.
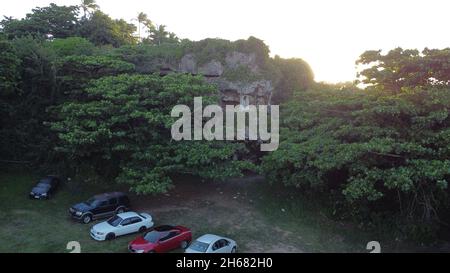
[185,234,237,253]
[90,212,153,241]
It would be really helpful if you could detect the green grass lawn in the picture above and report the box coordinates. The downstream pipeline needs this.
[0,171,423,253]
[0,172,134,253]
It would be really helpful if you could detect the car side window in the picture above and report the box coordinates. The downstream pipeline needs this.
[130,217,142,224]
[120,218,132,226]
[212,241,221,251]
[220,239,229,248]
[108,198,117,205]
[161,231,178,241]
[118,196,129,204]
[98,200,108,207]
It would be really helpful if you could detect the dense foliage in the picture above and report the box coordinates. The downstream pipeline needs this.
[0,2,258,194]
[271,56,314,103]
[356,48,450,93]
[50,74,252,194]
[263,49,450,240]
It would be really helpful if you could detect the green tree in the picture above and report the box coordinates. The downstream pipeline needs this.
[80,0,99,19]
[0,37,58,162]
[271,56,314,103]
[55,55,135,99]
[46,37,95,57]
[79,11,137,47]
[136,12,153,41]
[50,74,252,194]
[146,24,179,45]
[262,85,450,237]
[0,38,21,160]
[1,4,80,39]
[0,39,21,95]
[356,47,450,93]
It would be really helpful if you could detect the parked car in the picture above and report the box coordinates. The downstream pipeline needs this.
[90,212,153,241]
[128,225,192,253]
[29,176,60,200]
[69,192,130,224]
[185,234,237,253]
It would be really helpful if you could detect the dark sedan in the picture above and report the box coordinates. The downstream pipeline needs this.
[29,176,60,200]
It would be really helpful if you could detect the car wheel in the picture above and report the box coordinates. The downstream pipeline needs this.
[106,233,115,240]
[138,226,147,233]
[180,241,189,249]
[116,207,125,214]
[231,247,237,253]
[82,214,92,224]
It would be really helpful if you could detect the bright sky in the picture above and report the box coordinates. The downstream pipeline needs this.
[2,0,449,83]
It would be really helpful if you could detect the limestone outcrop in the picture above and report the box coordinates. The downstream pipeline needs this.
[159,51,274,106]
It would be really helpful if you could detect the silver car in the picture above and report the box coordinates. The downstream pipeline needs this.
[185,234,237,253]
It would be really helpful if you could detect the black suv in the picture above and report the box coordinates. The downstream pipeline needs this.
[69,192,130,224]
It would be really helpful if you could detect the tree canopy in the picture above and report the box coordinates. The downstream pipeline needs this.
[356,47,450,93]
[50,74,253,194]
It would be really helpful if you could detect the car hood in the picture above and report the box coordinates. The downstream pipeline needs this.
[72,202,92,212]
[31,185,50,194]
[92,221,114,233]
[130,237,156,250]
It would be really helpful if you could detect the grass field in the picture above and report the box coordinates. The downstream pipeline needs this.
[0,170,424,253]
[0,172,132,252]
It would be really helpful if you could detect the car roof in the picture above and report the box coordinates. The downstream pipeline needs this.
[40,175,59,181]
[154,225,176,232]
[38,178,52,183]
[116,211,139,218]
[196,234,224,244]
[93,192,126,200]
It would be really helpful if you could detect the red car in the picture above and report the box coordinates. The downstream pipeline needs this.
[128,225,192,253]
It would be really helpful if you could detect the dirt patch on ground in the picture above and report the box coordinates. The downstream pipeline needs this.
[131,176,305,253]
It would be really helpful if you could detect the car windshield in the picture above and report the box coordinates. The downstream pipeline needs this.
[84,198,99,207]
[36,183,51,188]
[189,240,210,253]
[107,215,123,227]
[39,179,51,184]
[143,231,164,243]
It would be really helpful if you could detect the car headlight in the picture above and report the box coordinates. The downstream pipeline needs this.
[75,211,82,216]
[96,231,104,235]
[135,250,144,253]
[30,192,35,195]
[41,193,47,196]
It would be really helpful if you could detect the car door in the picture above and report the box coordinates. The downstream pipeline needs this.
[129,216,143,233]
[211,239,229,253]
[118,217,133,236]
[49,178,57,193]
[210,240,222,253]
[157,232,171,252]
[106,197,118,216]
[159,231,179,252]
[219,239,232,253]
[92,200,108,216]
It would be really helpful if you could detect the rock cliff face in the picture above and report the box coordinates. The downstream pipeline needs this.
[160,51,273,107]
